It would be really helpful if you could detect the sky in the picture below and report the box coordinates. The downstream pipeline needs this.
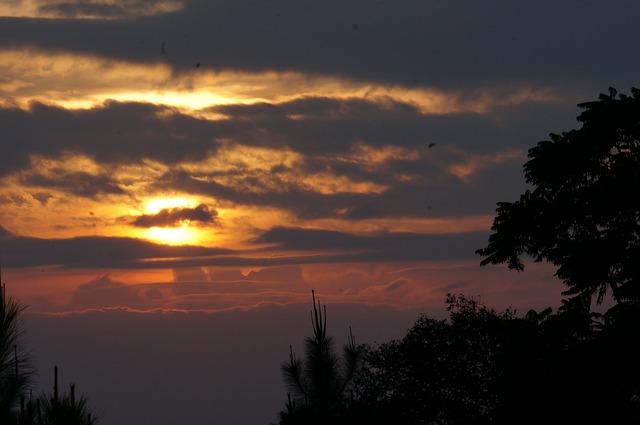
[1,1,639,424]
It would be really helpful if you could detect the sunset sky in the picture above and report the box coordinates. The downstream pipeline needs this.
[1,1,639,424]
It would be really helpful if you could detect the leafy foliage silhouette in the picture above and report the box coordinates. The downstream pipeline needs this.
[353,294,640,424]
[477,87,640,313]
[354,294,512,424]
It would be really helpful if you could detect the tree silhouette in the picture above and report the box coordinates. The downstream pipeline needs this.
[354,294,515,425]
[277,290,362,424]
[35,366,100,425]
[0,281,101,425]
[477,87,640,313]
[353,293,640,424]
[1,283,35,424]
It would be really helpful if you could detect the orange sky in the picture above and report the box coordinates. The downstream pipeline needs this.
[0,43,560,314]
[0,2,630,315]
[3,1,638,424]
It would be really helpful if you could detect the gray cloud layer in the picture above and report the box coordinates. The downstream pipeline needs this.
[0,224,485,268]
[0,225,234,268]
[2,0,639,271]
[0,95,573,220]
[1,102,220,176]
[2,1,638,90]
[254,226,489,262]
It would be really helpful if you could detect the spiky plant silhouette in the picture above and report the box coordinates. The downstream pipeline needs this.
[35,365,100,425]
[0,282,36,424]
[278,290,362,424]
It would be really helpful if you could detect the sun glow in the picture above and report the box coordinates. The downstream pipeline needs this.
[144,197,190,214]
[146,224,199,246]
[141,197,203,246]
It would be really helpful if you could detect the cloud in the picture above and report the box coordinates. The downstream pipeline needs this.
[0,223,489,270]
[0,232,235,268]
[242,265,304,285]
[130,203,217,228]
[0,95,546,221]
[1,1,638,92]
[254,227,490,262]
[355,277,442,305]
[38,0,184,19]
[359,277,412,296]
[167,265,305,300]
[1,0,184,19]
[72,274,145,308]
[206,96,512,156]
[23,171,126,198]
[0,101,221,177]
[0,224,11,238]
[38,2,131,19]
[172,266,208,282]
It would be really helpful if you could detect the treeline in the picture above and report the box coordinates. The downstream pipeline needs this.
[275,87,640,424]
[275,292,640,424]
[0,283,99,425]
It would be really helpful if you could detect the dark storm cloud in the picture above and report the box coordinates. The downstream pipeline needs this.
[130,203,217,228]
[23,171,126,198]
[0,101,221,176]
[0,94,581,178]
[0,228,234,268]
[0,95,539,218]
[255,226,490,262]
[150,154,515,221]
[151,168,402,220]
[0,85,580,222]
[1,1,638,90]
[210,96,509,154]
[0,223,485,269]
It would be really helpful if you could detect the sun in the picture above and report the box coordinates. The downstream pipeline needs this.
[147,225,199,246]
[145,197,190,214]
[141,197,202,246]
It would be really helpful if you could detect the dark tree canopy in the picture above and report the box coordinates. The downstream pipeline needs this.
[352,294,640,424]
[477,87,640,311]
[353,294,512,425]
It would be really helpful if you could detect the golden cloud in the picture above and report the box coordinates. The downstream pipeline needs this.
[0,0,184,20]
